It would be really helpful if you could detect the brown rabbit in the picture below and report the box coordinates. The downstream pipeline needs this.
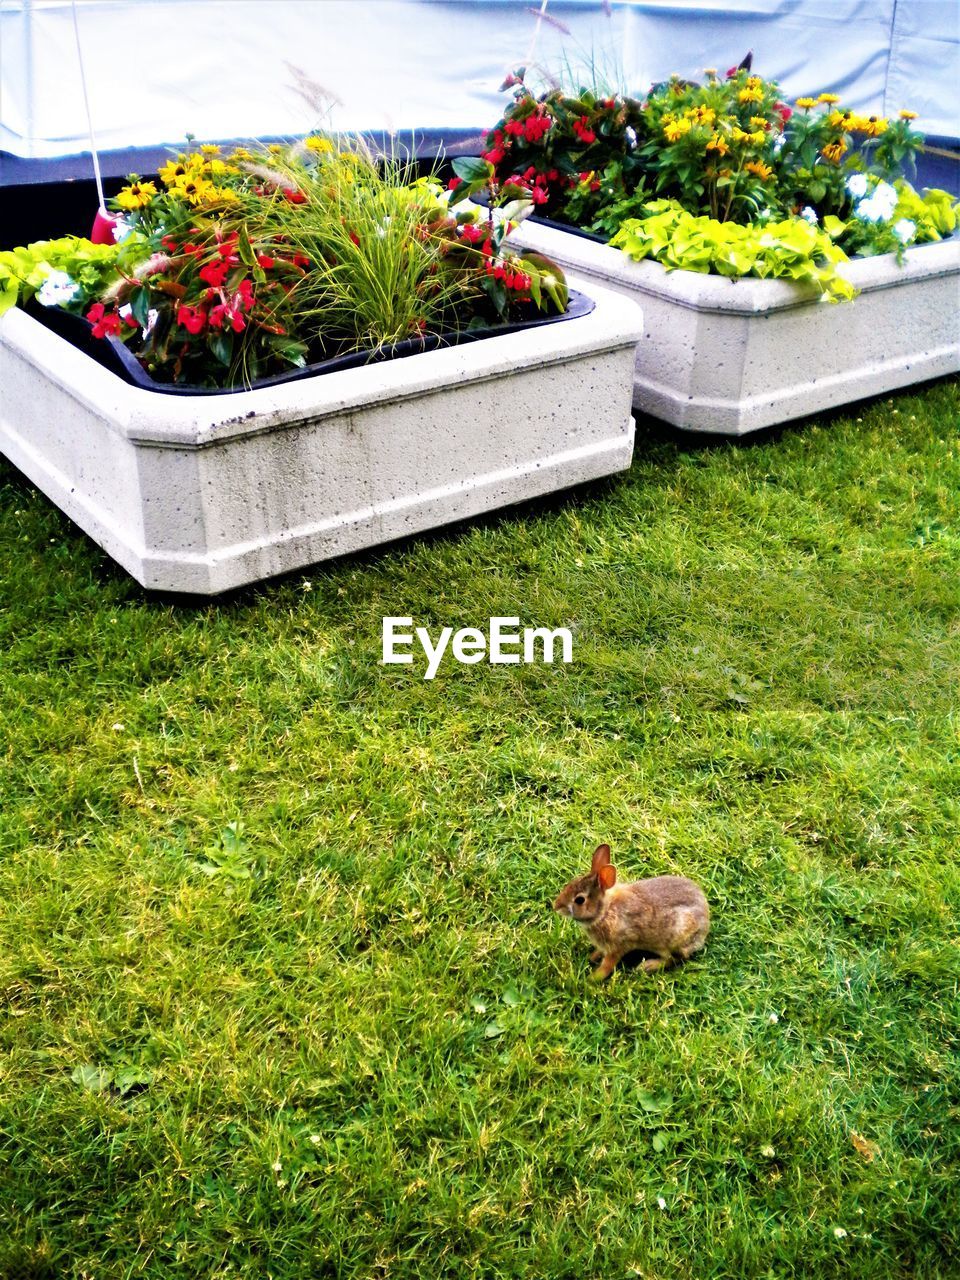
[553,844,710,980]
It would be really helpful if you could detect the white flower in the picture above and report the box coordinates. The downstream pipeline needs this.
[834,1227,848,1239]
[761,1145,776,1158]
[657,1197,667,1210]
[625,126,637,147]
[800,206,818,225]
[892,217,916,244]
[773,135,785,153]
[36,269,79,308]
[846,173,869,199]
[768,1012,779,1024]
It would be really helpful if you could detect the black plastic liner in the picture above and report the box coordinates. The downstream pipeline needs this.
[29,288,594,396]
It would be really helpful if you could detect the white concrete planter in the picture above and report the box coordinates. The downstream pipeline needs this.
[0,280,642,594]
[511,220,960,435]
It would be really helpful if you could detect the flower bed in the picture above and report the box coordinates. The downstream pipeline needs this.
[0,137,644,591]
[0,272,642,594]
[505,218,959,434]
[460,62,960,432]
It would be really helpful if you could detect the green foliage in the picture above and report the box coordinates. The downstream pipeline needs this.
[0,236,130,316]
[10,139,569,389]
[1,377,959,1277]
[479,63,951,290]
[611,199,856,300]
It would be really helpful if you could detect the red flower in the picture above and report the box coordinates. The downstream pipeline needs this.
[459,223,485,245]
[176,304,206,335]
[572,117,596,144]
[256,253,275,269]
[531,186,548,204]
[85,303,123,339]
[282,187,307,204]
[775,101,793,124]
[447,176,463,191]
[199,260,230,288]
[161,235,179,252]
[215,232,240,263]
[292,253,310,269]
[505,119,525,137]
[349,231,360,247]
[523,113,552,142]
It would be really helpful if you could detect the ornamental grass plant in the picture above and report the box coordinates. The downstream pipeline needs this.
[0,136,569,390]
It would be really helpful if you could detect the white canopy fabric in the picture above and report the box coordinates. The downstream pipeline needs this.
[1,0,958,162]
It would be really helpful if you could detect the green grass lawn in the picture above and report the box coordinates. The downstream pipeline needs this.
[1,379,958,1279]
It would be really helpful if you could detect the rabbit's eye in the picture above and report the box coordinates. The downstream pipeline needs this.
[574,895,586,906]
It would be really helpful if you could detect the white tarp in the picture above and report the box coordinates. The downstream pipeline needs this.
[1,0,958,161]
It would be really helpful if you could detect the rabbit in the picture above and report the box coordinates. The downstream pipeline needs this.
[553,844,710,980]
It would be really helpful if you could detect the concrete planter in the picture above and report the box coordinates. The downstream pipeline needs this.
[0,281,642,594]
[511,220,960,435]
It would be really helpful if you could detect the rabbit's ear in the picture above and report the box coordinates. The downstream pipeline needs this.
[591,844,611,872]
[598,864,617,890]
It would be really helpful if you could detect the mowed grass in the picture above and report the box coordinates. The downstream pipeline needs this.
[1,379,958,1280]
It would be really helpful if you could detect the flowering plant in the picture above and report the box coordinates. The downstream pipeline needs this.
[478,77,649,231]
[8,136,569,389]
[478,62,958,295]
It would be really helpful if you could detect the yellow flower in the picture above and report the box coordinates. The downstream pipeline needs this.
[745,160,773,180]
[859,115,888,137]
[115,180,157,210]
[304,135,334,154]
[749,116,769,131]
[822,138,847,164]
[738,87,763,104]
[210,187,240,203]
[899,109,918,121]
[706,132,729,156]
[199,143,221,156]
[663,117,692,142]
[795,97,816,109]
[730,127,751,146]
[826,110,848,131]
[746,76,763,89]
[684,105,716,126]
[158,158,190,186]
[267,143,284,154]
[749,130,767,146]
[171,174,217,206]
[703,67,717,77]
[817,93,841,105]
[230,147,254,162]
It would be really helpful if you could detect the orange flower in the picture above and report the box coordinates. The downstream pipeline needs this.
[745,160,773,180]
[822,139,847,164]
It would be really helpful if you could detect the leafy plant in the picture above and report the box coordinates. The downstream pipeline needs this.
[8,136,571,390]
[476,60,959,291]
[610,199,855,300]
[187,820,265,881]
[0,236,132,316]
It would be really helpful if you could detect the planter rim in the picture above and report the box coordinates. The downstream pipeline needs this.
[0,277,644,448]
[513,218,960,316]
